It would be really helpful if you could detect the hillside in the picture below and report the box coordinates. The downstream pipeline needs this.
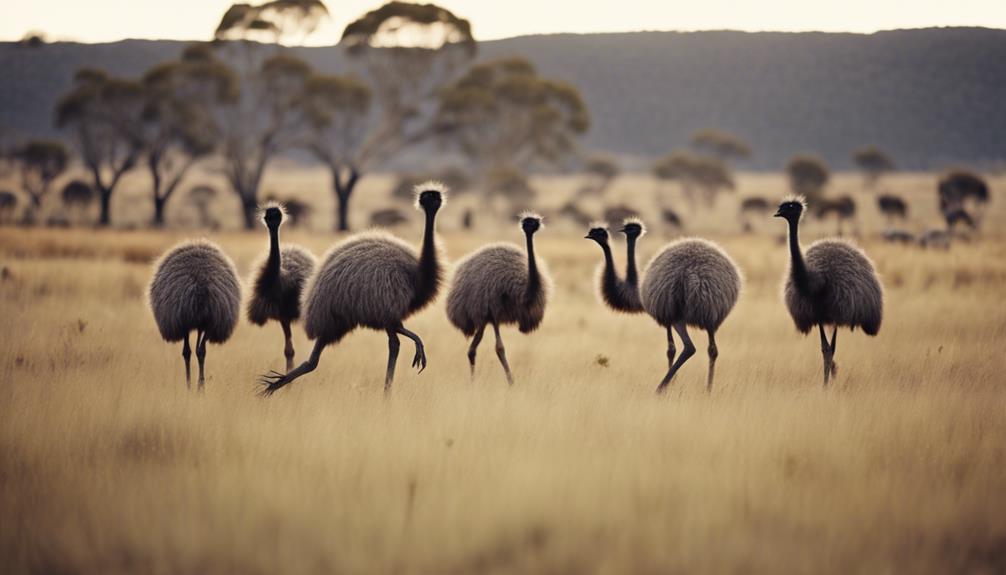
[1,27,1004,169]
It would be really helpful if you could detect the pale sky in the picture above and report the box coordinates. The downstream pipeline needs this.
[2,0,1004,44]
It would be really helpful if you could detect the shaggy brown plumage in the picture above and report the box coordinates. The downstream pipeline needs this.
[260,182,446,396]
[246,203,316,371]
[588,218,742,393]
[148,239,241,389]
[776,195,883,387]
[446,213,551,384]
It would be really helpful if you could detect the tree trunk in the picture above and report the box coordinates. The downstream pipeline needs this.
[98,189,112,227]
[332,166,360,233]
[152,196,168,227]
[241,195,258,230]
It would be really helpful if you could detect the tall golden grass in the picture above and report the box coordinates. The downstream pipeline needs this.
[1,173,1004,573]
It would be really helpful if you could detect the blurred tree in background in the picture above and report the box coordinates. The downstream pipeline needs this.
[434,57,589,211]
[13,140,68,223]
[140,51,232,226]
[56,69,145,226]
[691,129,751,164]
[323,1,476,231]
[786,155,830,204]
[204,0,329,228]
[652,150,734,207]
[576,154,619,198]
[852,145,895,188]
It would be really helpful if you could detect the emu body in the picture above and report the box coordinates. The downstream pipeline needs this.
[148,240,241,390]
[446,215,550,384]
[260,184,445,395]
[247,204,316,371]
[776,196,883,386]
[587,219,741,393]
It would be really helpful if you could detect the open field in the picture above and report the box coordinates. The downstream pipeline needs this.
[1,173,1005,573]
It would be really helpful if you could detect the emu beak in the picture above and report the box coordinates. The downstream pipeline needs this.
[617,227,627,233]
[583,234,591,239]
[773,210,784,217]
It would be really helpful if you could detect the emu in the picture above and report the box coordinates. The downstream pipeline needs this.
[814,195,857,236]
[881,229,916,245]
[446,213,551,385]
[369,207,409,228]
[739,196,771,233]
[877,194,907,225]
[775,196,883,387]
[259,182,446,395]
[586,218,741,393]
[247,203,316,372]
[148,240,241,390]
[0,190,16,224]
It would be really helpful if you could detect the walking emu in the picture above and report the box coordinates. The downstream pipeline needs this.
[259,182,446,395]
[148,240,241,389]
[586,218,741,393]
[446,212,551,384]
[775,196,883,387]
[247,203,316,372]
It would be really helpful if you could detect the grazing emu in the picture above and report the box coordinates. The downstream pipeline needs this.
[0,190,16,224]
[148,240,241,390]
[586,218,741,393]
[943,208,976,234]
[919,229,951,250]
[447,213,550,384]
[877,194,907,225]
[814,195,857,236]
[370,207,409,228]
[661,208,684,231]
[260,182,446,395]
[775,196,883,387]
[247,203,316,372]
[881,229,916,245]
[739,196,771,233]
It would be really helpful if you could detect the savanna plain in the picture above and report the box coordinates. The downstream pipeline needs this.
[1,171,1004,574]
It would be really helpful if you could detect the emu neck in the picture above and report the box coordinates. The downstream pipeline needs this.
[788,217,811,293]
[264,225,281,282]
[412,209,441,310]
[524,231,541,304]
[625,235,639,288]
[599,242,643,313]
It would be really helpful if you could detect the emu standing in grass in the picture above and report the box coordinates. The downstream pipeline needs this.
[586,218,741,393]
[149,240,241,390]
[447,213,550,384]
[247,203,316,372]
[877,194,907,226]
[0,190,16,224]
[775,196,883,387]
[260,182,446,395]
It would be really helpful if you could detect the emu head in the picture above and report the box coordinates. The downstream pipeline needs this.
[584,223,609,245]
[519,211,543,235]
[774,195,807,222]
[260,202,285,228]
[414,180,447,214]
[619,217,646,239]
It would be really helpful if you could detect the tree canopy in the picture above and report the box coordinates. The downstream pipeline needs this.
[653,150,734,206]
[786,155,830,203]
[691,129,752,163]
[852,146,895,186]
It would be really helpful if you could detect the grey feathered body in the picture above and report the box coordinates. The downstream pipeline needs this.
[446,243,551,336]
[247,245,316,325]
[784,239,883,335]
[148,240,241,343]
[640,238,741,330]
[303,232,443,342]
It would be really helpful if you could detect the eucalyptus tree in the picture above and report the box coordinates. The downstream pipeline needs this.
[690,129,752,164]
[13,140,69,223]
[307,1,475,231]
[852,146,895,188]
[652,150,734,207]
[786,155,830,205]
[56,69,145,226]
[433,57,589,210]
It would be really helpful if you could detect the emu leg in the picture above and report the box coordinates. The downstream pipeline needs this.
[467,324,486,381]
[182,334,192,390]
[819,324,833,388]
[666,326,676,370]
[706,329,719,393]
[282,320,295,373]
[492,322,514,385]
[259,339,326,397]
[195,330,207,392]
[395,325,427,373]
[829,326,838,378]
[657,322,695,394]
[385,329,401,393]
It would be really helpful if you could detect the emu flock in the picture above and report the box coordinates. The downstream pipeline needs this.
[149,182,885,395]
